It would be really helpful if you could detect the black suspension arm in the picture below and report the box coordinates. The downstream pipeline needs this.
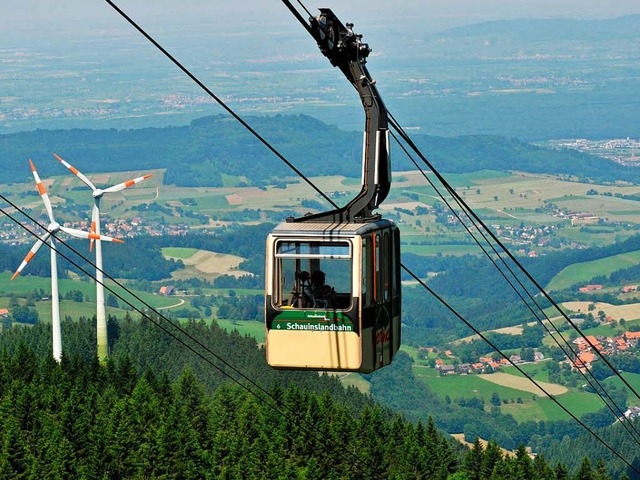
[282,2,391,223]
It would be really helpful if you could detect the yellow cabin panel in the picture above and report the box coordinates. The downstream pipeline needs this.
[266,330,362,370]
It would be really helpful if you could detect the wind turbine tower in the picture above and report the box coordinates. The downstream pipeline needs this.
[12,160,123,362]
[53,153,152,363]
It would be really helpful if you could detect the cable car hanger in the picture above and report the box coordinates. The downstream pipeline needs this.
[282,2,391,224]
[265,3,401,373]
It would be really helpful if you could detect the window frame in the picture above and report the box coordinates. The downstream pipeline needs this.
[273,238,353,310]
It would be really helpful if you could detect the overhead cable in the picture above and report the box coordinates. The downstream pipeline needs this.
[402,264,640,474]
[389,114,640,403]
[389,130,640,444]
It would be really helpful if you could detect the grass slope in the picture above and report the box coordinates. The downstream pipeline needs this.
[546,250,640,291]
[0,272,178,323]
[414,364,605,423]
[213,318,265,343]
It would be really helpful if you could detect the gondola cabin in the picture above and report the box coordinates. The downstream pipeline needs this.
[265,6,401,371]
[265,220,400,372]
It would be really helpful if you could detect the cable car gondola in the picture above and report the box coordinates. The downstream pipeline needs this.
[265,6,401,372]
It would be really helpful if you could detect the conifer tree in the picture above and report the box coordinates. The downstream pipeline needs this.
[463,437,484,480]
[553,462,570,480]
[481,441,503,479]
[575,457,594,480]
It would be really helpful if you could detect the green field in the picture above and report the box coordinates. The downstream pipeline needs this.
[0,272,178,323]
[436,170,513,187]
[161,247,198,259]
[7,168,640,263]
[555,227,629,247]
[414,365,528,400]
[192,195,231,211]
[603,372,640,407]
[414,364,604,422]
[214,318,265,343]
[546,250,640,291]
[580,323,627,338]
[400,344,421,360]
[34,299,129,323]
[0,272,97,298]
[220,173,249,187]
[338,373,371,394]
[503,362,551,382]
[500,389,604,422]
[499,364,606,420]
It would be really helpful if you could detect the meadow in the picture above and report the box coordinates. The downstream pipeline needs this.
[213,318,265,343]
[546,250,640,292]
[603,372,640,407]
[413,364,605,423]
[161,247,252,282]
[0,271,178,324]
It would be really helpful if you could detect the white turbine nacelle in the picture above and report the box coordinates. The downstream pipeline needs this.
[48,221,61,233]
[93,189,105,199]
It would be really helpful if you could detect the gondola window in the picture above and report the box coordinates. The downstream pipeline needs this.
[275,240,352,309]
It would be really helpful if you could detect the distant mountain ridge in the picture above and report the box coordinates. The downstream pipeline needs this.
[1,114,638,187]
[441,14,640,41]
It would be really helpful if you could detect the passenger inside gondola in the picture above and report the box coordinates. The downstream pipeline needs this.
[288,270,311,307]
[310,270,335,308]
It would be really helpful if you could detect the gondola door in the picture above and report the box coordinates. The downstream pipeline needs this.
[362,226,400,370]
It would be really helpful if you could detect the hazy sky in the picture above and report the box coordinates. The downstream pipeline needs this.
[4,0,640,34]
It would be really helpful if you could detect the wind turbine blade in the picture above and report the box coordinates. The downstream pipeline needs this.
[53,153,97,191]
[90,203,99,252]
[59,226,124,243]
[29,159,55,223]
[11,232,51,280]
[103,174,153,193]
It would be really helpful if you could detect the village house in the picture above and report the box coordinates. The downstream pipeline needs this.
[420,346,439,356]
[472,362,485,373]
[573,335,604,352]
[577,351,596,369]
[457,363,472,374]
[616,338,628,352]
[605,336,629,353]
[623,406,640,421]
[439,365,455,376]
[159,285,175,296]
[570,215,599,226]
[625,331,640,346]
[509,354,522,364]
[578,284,602,293]
[428,324,638,378]
[567,330,640,372]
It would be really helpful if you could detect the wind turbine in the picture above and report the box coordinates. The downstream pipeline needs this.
[12,160,123,362]
[53,153,152,363]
